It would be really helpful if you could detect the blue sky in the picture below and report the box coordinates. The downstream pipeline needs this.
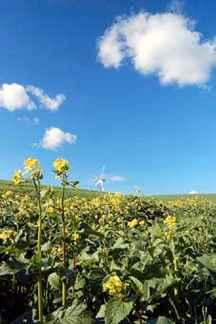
[1,0,216,194]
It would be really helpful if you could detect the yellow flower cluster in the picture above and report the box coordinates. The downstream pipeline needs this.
[72,233,80,242]
[51,245,64,260]
[128,219,138,228]
[47,206,55,214]
[164,215,176,240]
[12,170,22,185]
[53,159,70,176]
[2,190,13,200]
[0,229,16,241]
[164,215,176,229]
[165,231,173,240]
[24,158,39,172]
[165,196,210,210]
[103,275,125,297]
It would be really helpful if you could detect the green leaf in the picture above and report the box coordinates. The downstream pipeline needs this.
[96,304,106,319]
[0,258,26,276]
[74,274,86,290]
[197,254,216,272]
[48,272,60,290]
[129,276,150,301]
[0,262,15,276]
[41,241,51,252]
[46,301,93,324]
[62,300,92,324]
[105,299,133,324]
[111,238,129,250]
[148,316,174,324]
[79,222,104,239]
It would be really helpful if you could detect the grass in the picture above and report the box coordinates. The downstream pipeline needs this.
[151,193,216,202]
[0,179,103,199]
[1,179,216,202]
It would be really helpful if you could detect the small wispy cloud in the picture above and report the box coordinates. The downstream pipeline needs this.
[188,190,198,195]
[26,85,66,111]
[0,83,65,112]
[17,116,40,125]
[168,0,184,14]
[108,175,125,182]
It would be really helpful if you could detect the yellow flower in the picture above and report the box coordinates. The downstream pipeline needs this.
[164,215,176,229]
[12,170,22,185]
[139,220,145,225]
[165,231,173,240]
[24,158,39,172]
[0,229,16,241]
[53,159,70,176]
[47,206,54,214]
[2,190,13,199]
[164,216,176,241]
[103,275,125,297]
[51,245,64,260]
[128,219,138,229]
[72,233,80,242]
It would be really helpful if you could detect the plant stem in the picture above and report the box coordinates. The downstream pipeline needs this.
[38,274,43,323]
[33,178,43,323]
[61,176,67,307]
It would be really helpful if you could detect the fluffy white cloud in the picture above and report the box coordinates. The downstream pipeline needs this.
[41,127,77,150]
[98,12,216,86]
[0,83,35,112]
[27,85,65,111]
[0,83,65,111]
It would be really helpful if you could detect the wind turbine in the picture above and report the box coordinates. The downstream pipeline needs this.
[93,165,106,192]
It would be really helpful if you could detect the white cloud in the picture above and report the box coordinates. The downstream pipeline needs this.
[0,83,35,112]
[109,175,125,182]
[98,12,216,86]
[41,127,77,150]
[0,83,65,111]
[188,190,198,195]
[17,116,40,125]
[27,85,66,111]
[33,117,40,125]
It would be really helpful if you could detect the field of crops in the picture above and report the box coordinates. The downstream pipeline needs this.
[1,158,216,324]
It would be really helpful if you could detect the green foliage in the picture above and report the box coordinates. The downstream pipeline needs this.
[104,299,134,324]
[1,180,216,323]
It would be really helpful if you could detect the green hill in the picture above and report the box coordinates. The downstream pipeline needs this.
[0,179,103,198]
[1,179,216,202]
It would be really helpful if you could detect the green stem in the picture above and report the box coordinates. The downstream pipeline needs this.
[38,275,43,323]
[62,281,66,307]
[61,176,67,307]
[33,178,43,323]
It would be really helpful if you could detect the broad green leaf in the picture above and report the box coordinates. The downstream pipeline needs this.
[96,304,106,319]
[62,300,93,324]
[197,254,216,272]
[46,301,93,324]
[0,262,15,276]
[129,276,150,300]
[148,316,174,324]
[105,299,133,324]
[110,238,129,250]
[0,259,25,276]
